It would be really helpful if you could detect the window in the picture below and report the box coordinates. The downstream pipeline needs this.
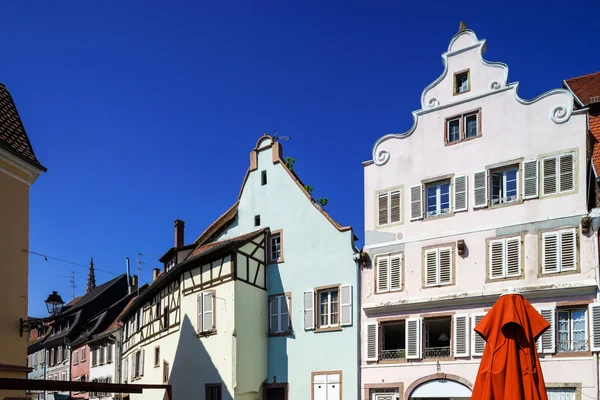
[454,70,469,94]
[445,110,481,144]
[99,345,105,365]
[423,247,453,287]
[61,372,66,381]
[376,253,402,293]
[312,372,341,400]
[92,349,97,367]
[198,292,216,334]
[206,383,222,400]
[317,288,339,329]
[488,236,522,280]
[265,385,288,400]
[423,317,452,359]
[490,167,519,205]
[107,343,113,363]
[155,302,162,320]
[254,215,261,226]
[166,258,175,272]
[557,310,587,352]
[380,321,406,361]
[50,349,54,366]
[542,152,575,196]
[269,294,291,334]
[546,388,576,400]
[377,189,401,226]
[447,118,460,143]
[465,113,478,138]
[269,232,283,263]
[163,307,170,330]
[57,346,62,363]
[80,347,86,362]
[73,349,79,364]
[426,181,451,217]
[131,349,145,379]
[261,170,267,186]
[542,228,577,274]
[163,361,169,384]
[154,346,160,367]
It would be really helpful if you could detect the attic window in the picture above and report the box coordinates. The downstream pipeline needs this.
[261,170,267,186]
[454,70,470,95]
[254,215,261,226]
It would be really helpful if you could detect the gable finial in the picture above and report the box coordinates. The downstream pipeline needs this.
[87,257,96,293]
[458,21,467,32]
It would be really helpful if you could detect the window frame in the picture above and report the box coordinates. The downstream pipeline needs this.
[425,180,452,218]
[80,347,86,362]
[557,308,588,353]
[163,306,169,331]
[205,383,223,400]
[154,346,160,368]
[376,187,403,227]
[489,165,520,207]
[311,370,342,400]
[269,293,292,336]
[453,69,470,95]
[268,230,284,263]
[540,227,579,276]
[261,170,268,186]
[540,151,576,197]
[422,244,455,288]
[486,235,524,281]
[163,360,169,384]
[444,108,482,145]
[374,252,404,294]
[197,290,217,336]
[315,285,341,332]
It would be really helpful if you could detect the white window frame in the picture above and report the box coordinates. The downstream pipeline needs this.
[198,291,216,334]
[377,189,402,226]
[80,347,86,362]
[269,294,291,334]
[447,117,461,143]
[269,233,282,262]
[317,287,340,329]
[464,112,479,139]
[455,71,469,94]
[424,247,453,287]
[541,228,577,274]
[425,181,452,217]
[490,167,519,205]
[375,253,403,293]
[488,236,522,279]
[541,152,576,197]
[557,309,588,353]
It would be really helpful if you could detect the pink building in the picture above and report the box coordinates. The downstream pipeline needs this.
[360,24,600,400]
[71,345,90,399]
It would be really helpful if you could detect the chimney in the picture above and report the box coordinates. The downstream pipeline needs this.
[131,275,138,291]
[87,257,96,293]
[174,219,185,248]
[153,268,160,281]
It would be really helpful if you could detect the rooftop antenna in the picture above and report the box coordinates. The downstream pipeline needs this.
[58,271,76,300]
[136,253,154,296]
[272,129,291,142]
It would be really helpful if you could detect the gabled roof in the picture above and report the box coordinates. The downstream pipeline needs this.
[564,72,600,107]
[0,84,46,171]
[62,274,127,315]
[193,201,240,246]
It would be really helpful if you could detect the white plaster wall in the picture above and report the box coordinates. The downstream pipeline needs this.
[89,358,115,382]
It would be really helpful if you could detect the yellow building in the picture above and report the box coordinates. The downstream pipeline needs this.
[0,83,46,397]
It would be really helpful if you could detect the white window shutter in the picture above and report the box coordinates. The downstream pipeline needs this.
[538,308,556,354]
[203,292,215,332]
[378,193,389,226]
[406,317,422,359]
[506,237,522,277]
[304,290,315,330]
[376,256,389,293]
[542,232,559,274]
[559,153,574,192]
[130,355,135,380]
[523,159,539,199]
[410,185,423,220]
[453,314,470,357]
[560,229,577,271]
[438,247,453,285]
[542,156,558,196]
[453,175,468,212]
[588,303,600,352]
[489,239,505,279]
[390,190,401,223]
[140,349,145,376]
[472,313,486,356]
[366,323,378,361]
[340,284,352,326]
[424,249,438,287]
[473,170,488,208]
[268,297,276,332]
[390,254,402,291]
[197,294,203,333]
[123,358,128,382]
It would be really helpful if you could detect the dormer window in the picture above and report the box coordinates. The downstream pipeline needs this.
[166,258,175,272]
[454,70,470,95]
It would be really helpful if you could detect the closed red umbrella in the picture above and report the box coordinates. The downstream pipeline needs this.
[471,293,549,400]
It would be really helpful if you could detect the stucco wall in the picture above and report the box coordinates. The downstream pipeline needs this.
[218,140,359,400]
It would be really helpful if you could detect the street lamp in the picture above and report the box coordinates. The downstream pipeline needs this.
[20,291,65,337]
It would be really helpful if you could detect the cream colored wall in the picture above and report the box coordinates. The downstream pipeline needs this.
[234,280,267,399]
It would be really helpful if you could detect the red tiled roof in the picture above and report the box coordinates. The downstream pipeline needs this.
[193,201,239,246]
[0,84,46,171]
[590,112,600,175]
[565,72,600,106]
[188,228,266,259]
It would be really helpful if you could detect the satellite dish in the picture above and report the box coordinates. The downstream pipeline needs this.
[272,130,291,142]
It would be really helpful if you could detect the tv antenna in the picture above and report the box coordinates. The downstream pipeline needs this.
[58,271,76,300]
[272,129,291,142]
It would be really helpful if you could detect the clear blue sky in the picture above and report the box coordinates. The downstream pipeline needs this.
[5,1,597,316]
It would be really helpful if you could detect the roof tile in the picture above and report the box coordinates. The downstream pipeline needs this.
[565,72,600,106]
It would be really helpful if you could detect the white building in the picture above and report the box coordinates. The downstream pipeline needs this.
[361,24,600,400]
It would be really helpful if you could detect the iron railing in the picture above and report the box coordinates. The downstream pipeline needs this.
[423,346,451,358]
[558,340,588,352]
[381,349,406,360]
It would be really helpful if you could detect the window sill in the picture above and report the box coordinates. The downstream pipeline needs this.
[488,199,523,210]
[552,351,592,358]
[422,283,455,289]
[538,269,580,278]
[268,258,285,264]
[269,331,293,337]
[314,326,342,333]
[378,359,407,364]
[423,356,455,362]
[422,212,455,222]
[445,133,482,146]
[374,288,404,296]
[197,330,217,338]
[486,274,524,283]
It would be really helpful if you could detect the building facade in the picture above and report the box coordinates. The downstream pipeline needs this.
[361,27,600,400]
[213,135,360,400]
[0,83,46,399]
[27,327,49,400]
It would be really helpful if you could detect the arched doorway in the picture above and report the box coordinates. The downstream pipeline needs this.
[405,374,473,399]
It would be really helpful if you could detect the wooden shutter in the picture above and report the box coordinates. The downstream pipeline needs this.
[453,314,470,357]
[588,303,600,352]
[424,249,438,287]
[197,294,203,333]
[123,358,128,382]
[439,248,453,285]
[376,256,389,293]
[559,153,574,192]
[340,285,352,326]
[489,239,505,279]
[472,313,486,356]
[130,355,135,380]
[542,232,559,274]
[202,292,215,332]
[304,290,315,330]
[506,237,521,277]
[560,229,577,271]
[390,254,402,291]
[140,349,145,376]
[366,322,378,361]
[390,190,401,223]
[523,159,539,199]
[473,170,488,208]
[542,156,557,195]
[405,318,422,359]
[453,175,468,212]
[378,193,389,226]
[538,307,556,354]
[410,185,423,220]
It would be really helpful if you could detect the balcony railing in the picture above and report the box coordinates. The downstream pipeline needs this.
[558,340,588,353]
[381,349,406,361]
[423,346,451,358]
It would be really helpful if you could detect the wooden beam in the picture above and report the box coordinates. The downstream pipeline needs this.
[0,378,171,394]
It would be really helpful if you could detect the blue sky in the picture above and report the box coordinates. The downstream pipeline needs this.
[5,1,597,316]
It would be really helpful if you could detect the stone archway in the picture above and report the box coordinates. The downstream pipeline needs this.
[404,373,473,400]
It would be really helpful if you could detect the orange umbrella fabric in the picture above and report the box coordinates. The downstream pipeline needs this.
[471,293,549,400]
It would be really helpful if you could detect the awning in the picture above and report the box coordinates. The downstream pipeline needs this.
[411,379,472,398]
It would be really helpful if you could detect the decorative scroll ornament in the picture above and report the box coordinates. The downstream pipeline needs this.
[551,104,570,124]
[374,147,390,166]
[427,98,440,109]
[490,81,501,90]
